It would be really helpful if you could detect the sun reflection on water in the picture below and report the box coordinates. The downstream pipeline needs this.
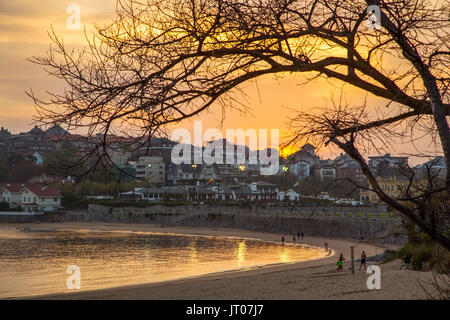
[0,229,327,298]
[236,241,247,267]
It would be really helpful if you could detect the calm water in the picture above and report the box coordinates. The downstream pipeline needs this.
[0,227,327,298]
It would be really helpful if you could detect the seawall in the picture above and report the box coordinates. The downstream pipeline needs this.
[0,204,407,245]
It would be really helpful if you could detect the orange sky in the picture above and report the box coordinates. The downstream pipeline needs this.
[0,0,444,165]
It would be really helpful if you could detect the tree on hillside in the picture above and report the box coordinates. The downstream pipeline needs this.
[43,149,84,178]
[8,160,42,182]
[29,0,449,248]
[0,156,9,182]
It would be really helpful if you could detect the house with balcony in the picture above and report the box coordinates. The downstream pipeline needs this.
[1,183,62,211]
[167,163,216,185]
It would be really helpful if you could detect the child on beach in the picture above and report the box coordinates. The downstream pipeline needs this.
[336,254,345,271]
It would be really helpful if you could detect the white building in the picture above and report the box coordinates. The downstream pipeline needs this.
[1,183,62,211]
[289,160,311,179]
[0,184,23,206]
[135,156,165,185]
[277,189,300,201]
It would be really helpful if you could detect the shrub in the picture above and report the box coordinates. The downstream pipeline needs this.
[0,201,9,211]
[411,245,433,270]
[390,242,450,272]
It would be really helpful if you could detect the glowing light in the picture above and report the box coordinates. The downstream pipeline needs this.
[237,241,247,267]
[280,247,291,263]
[188,238,198,264]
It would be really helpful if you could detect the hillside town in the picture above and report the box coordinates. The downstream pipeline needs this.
[0,125,446,212]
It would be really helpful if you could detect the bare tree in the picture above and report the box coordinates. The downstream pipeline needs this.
[28,0,449,248]
[290,99,449,247]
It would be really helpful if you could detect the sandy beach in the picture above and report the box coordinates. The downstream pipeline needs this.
[3,222,439,300]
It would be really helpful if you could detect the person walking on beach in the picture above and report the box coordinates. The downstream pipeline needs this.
[293,235,296,243]
[297,232,301,239]
[359,251,367,270]
[281,236,285,245]
[301,231,304,240]
[336,254,345,271]
[324,242,328,251]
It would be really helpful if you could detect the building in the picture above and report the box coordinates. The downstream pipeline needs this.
[359,167,418,205]
[212,164,244,184]
[45,133,86,151]
[413,156,447,179]
[1,183,62,211]
[107,148,131,166]
[6,126,54,154]
[289,159,311,179]
[368,153,408,168]
[20,185,63,211]
[135,156,165,185]
[277,189,300,201]
[359,175,410,205]
[287,143,320,180]
[249,181,279,201]
[127,180,282,202]
[0,183,24,207]
[334,153,365,182]
[134,186,189,201]
[168,163,216,185]
[317,159,336,181]
[336,162,365,181]
[287,143,320,167]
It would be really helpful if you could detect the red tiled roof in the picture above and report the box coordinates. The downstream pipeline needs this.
[1,183,62,197]
[46,134,85,142]
[0,183,26,193]
[24,184,62,197]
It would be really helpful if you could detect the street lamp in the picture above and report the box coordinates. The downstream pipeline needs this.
[282,165,288,207]
[238,164,246,185]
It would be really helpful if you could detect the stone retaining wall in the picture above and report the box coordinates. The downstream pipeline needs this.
[0,204,407,245]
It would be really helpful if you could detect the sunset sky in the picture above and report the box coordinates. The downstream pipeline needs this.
[0,0,444,165]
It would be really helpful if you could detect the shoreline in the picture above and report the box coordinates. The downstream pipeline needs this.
[1,222,436,299]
